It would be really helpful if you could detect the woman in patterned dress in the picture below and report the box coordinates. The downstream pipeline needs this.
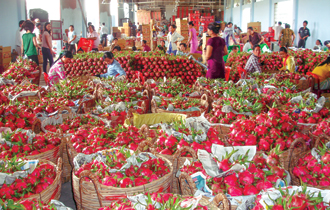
[48,51,73,86]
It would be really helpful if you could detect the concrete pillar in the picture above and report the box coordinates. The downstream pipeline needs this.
[269,0,273,27]
[239,0,243,28]
[230,0,234,22]
[224,0,227,21]
[250,0,255,22]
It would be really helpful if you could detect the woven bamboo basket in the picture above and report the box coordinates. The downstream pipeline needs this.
[31,118,42,134]
[212,124,232,140]
[72,154,174,210]
[66,124,151,167]
[76,95,97,114]
[20,158,62,203]
[150,146,198,195]
[15,87,47,102]
[40,106,75,135]
[62,143,72,183]
[97,88,150,114]
[25,135,65,165]
[179,172,232,209]
[151,94,209,117]
[297,123,317,135]
[288,137,330,190]
[296,77,312,91]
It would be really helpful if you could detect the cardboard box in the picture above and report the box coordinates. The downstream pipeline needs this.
[0,46,11,66]
[202,33,211,50]
[123,23,129,27]
[112,27,119,32]
[248,22,261,34]
[113,32,122,38]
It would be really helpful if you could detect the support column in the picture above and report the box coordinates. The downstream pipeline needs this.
[224,0,227,21]
[239,0,243,28]
[250,0,255,22]
[269,0,273,27]
[292,0,298,34]
[230,0,234,22]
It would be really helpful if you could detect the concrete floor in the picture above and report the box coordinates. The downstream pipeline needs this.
[59,182,77,209]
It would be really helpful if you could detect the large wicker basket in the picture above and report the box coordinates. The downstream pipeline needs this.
[72,154,174,210]
[150,146,198,195]
[289,136,330,190]
[151,94,209,118]
[20,158,62,203]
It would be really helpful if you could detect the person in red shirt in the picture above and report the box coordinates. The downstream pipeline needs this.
[142,40,151,52]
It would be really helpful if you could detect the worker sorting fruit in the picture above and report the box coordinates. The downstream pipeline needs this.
[48,51,73,86]
[311,54,330,90]
[279,47,296,73]
[97,52,126,78]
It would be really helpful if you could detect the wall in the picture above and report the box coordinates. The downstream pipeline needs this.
[296,0,329,49]
[0,0,26,50]
[61,0,86,38]
[253,0,270,32]
[225,0,330,49]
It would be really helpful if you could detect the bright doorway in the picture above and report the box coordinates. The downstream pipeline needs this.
[241,8,251,32]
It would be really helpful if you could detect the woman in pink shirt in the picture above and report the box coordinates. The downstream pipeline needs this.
[48,51,73,87]
[87,25,100,51]
[42,22,54,73]
[187,21,198,54]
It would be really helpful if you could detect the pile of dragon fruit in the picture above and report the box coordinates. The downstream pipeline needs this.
[0,51,330,210]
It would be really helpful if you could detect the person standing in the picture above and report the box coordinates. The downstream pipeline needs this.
[68,25,77,54]
[223,22,238,48]
[298,21,310,48]
[21,20,39,65]
[205,22,228,79]
[33,23,42,50]
[273,22,283,41]
[278,24,295,48]
[63,29,69,50]
[187,21,198,54]
[234,25,242,36]
[248,27,264,47]
[244,45,262,74]
[167,25,184,55]
[42,22,54,73]
[132,22,137,37]
[15,20,25,57]
[198,23,204,37]
[87,25,100,51]
[100,23,108,47]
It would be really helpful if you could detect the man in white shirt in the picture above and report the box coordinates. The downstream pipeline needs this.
[68,25,77,54]
[15,20,25,57]
[63,29,69,49]
[243,40,252,52]
[166,25,184,55]
[273,22,283,41]
[100,23,109,47]
[33,23,42,49]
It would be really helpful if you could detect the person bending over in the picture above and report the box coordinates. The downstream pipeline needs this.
[311,55,330,90]
[98,52,126,78]
[48,51,73,86]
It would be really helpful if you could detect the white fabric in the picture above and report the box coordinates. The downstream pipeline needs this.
[33,27,42,45]
[68,31,77,45]
[15,28,26,47]
[87,31,100,48]
[273,25,284,41]
[100,26,108,35]
[63,33,68,42]
[243,42,251,52]
[167,31,184,51]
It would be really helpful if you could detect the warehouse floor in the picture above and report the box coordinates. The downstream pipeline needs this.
[59,182,77,209]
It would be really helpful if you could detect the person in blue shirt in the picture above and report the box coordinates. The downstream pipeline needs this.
[97,52,126,78]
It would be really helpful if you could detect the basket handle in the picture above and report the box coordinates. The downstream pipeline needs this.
[56,157,63,175]
[213,193,231,210]
[136,140,154,152]
[151,99,158,113]
[79,170,103,208]
[142,89,149,98]
[287,138,308,173]
[57,106,73,116]
[140,101,147,114]
[179,172,197,196]
[139,124,150,138]
[31,118,41,134]
[173,146,198,174]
